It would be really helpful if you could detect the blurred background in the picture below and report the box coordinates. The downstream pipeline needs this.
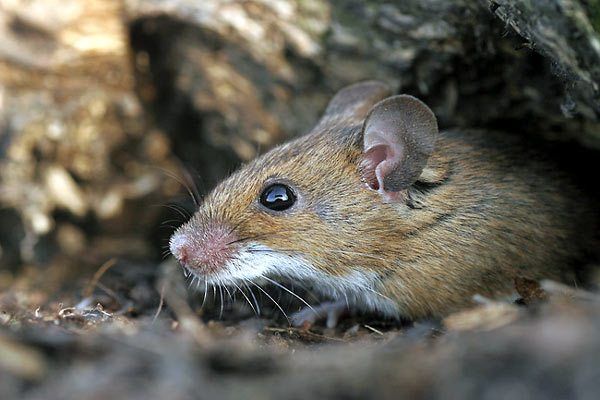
[1,1,600,399]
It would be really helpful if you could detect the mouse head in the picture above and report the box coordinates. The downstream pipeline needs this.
[170,81,438,304]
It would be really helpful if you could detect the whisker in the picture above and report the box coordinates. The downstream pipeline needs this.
[245,249,298,254]
[261,276,316,314]
[232,281,258,316]
[169,202,193,218]
[244,249,391,301]
[187,275,195,289]
[160,224,179,231]
[201,279,209,309]
[336,275,393,302]
[249,281,290,324]
[223,284,234,302]
[179,163,203,206]
[227,214,252,236]
[226,233,270,247]
[161,219,182,226]
[156,165,200,207]
[219,284,225,319]
[243,280,261,315]
[288,281,320,302]
[162,203,191,221]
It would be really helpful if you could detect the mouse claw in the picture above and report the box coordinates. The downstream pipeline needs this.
[291,301,349,329]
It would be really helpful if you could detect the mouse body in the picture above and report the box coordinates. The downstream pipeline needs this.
[170,81,597,321]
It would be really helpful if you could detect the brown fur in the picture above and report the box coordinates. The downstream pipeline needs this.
[179,83,597,319]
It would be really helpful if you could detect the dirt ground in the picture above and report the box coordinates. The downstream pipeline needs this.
[1,257,600,399]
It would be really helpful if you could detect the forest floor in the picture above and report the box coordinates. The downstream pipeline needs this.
[1,258,600,399]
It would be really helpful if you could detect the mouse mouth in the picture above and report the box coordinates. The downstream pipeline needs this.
[169,218,327,287]
[170,227,308,286]
[175,242,279,284]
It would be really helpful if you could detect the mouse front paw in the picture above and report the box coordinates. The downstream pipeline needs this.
[291,300,349,329]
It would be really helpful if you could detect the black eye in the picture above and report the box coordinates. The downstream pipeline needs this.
[259,184,296,211]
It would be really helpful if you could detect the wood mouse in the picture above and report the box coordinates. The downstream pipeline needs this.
[169,81,597,325]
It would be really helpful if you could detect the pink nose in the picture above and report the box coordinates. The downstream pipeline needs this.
[169,222,238,275]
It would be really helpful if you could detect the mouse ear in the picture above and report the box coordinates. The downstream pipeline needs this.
[316,81,392,129]
[361,95,438,201]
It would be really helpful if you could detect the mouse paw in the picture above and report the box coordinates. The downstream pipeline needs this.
[291,301,348,329]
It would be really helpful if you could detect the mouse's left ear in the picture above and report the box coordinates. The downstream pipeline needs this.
[360,95,438,202]
[315,81,392,130]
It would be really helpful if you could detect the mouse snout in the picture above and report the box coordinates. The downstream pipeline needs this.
[169,221,238,276]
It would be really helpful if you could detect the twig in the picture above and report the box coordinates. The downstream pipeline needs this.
[153,282,166,323]
[363,324,384,335]
[83,258,118,298]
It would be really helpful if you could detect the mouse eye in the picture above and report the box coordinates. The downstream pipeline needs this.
[259,183,296,211]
